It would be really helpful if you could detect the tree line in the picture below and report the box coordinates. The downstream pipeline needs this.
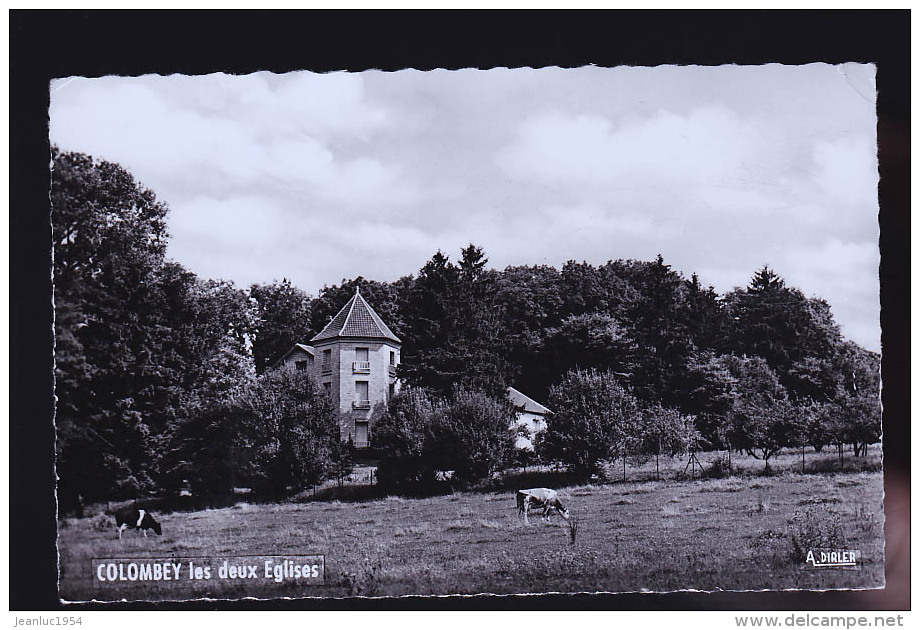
[53,149,880,509]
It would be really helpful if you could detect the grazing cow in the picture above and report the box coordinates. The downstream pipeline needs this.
[517,488,569,524]
[114,507,162,539]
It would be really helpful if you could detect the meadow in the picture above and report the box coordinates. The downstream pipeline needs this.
[58,448,885,601]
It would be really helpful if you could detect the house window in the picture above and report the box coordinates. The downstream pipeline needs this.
[321,349,332,373]
[354,381,370,408]
[295,360,307,372]
[353,347,371,374]
[389,383,395,399]
[354,421,369,448]
[389,351,396,365]
[323,382,331,394]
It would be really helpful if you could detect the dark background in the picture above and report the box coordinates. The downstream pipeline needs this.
[10,9,909,611]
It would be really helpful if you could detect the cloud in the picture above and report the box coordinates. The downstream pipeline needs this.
[166,195,291,283]
[263,139,420,207]
[775,239,879,351]
[496,106,762,191]
[50,73,417,207]
[812,136,879,207]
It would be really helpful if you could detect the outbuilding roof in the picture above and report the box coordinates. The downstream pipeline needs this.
[508,386,552,415]
[269,343,315,370]
[311,290,401,344]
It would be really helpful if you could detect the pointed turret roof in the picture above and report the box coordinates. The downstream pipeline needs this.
[311,289,401,344]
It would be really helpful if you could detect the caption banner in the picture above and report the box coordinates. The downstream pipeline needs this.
[91,555,325,586]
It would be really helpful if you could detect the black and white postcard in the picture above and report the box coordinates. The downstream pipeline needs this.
[49,63,886,602]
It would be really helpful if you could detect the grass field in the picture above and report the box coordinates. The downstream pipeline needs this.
[58,451,885,601]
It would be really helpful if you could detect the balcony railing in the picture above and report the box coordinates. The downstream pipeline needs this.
[352,400,371,410]
[353,361,371,374]
[388,365,397,377]
[353,440,370,449]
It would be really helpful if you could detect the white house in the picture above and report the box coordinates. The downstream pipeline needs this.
[507,386,552,451]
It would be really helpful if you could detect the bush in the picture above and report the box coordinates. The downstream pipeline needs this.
[433,386,515,486]
[373,388,441,491]
[704,455,732,479]
[788,508,846,563]
[236,366,344,495]
[542,369,642,478]
[374,386,516,491]
[90,513,113,532]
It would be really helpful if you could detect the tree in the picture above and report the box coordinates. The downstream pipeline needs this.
[625,255,696,406]
[54,149,356,505]
[724,266,841,398]
[374,386,515,490]
[400,246,515,398]
[786,355,839,404]
[53,148,172,506]
[827,342,881,456]
[153,272,256,495]
[542,368,643,478]
[233,366,344,495]
[398,250,461,393]
[250,279,314,374]
[677,351,737,449]
[635,405,699,479]
[157,389,251,497]
[722,355,797,466]
[452,245,517,397]
[543,313,637,386]
[432,386,516,486]
[559,260,625,318]
[799,400,835,454]
[684,272,727,352]
[373,388,442,490]
[493,265,564,398]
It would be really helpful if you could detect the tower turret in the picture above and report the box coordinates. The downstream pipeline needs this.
[310,290,401,447]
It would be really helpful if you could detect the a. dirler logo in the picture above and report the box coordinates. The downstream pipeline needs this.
[804,549,861,569]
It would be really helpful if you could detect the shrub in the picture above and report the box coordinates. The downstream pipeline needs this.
[373,388,441,491]
[705,455,732,479]
[376,386,516,490]
[433,386,515,486]
[788,508,846,563]
[542,369,642,478]
[90,513,113,532]
[235,366,344,495]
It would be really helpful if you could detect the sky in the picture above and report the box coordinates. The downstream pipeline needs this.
[49,64,880,351]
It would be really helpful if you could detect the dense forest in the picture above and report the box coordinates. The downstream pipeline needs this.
[53,149,881,509]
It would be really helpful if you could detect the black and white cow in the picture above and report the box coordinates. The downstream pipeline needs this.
[114,507,162,539]
[517,488,569,524]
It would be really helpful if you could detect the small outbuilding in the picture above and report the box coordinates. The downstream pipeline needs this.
[507,386,552,451]
[272,343,315,372]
